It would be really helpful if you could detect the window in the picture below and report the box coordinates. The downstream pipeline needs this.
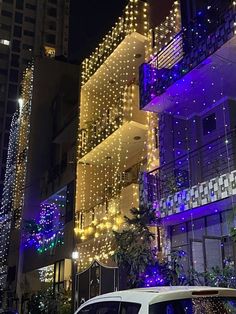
[11,54,19,67]
[0,39,10,46]
[9,69,18,82]
[46,33,56,44]
[120,302,141,314]
[13,26,22,38]
[12,39,21,52]
[16,0,24,10]
[7,100,17,114]
[203,113,216,135]
[150,297,236,314]
[0,69,8,76]
[47,7,57,17]
[8,84,18,99]
[23,30,34,37]
[1,10,13,18]
[47,20,56,31]
[78,304,96,314]
[54,260,64,293]
[0,24,11,31]
[15,12,23,24]
[24,16,35,23]
[22,58,31,66]
[22,43,33,51]
[96,302,119,314]
[0,53,8,60]
[25,3,36,10]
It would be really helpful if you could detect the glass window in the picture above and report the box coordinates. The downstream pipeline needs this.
[95,302,119,314]
[1,10,13,18]
[47,7,57,17]
[0,24,11,31]
[16,0,24,10]
[8,84,18,99]
[47,20,56,31]
[171,223,188,247]
[221,210,236,236]
[25,3,36,10]
[191,241,204,273]
[187,218,205,240]
[13,26,22,38]
[23,30,34,37]
[0,53,8,60]
[7,100,16,114]
[12,39,21,52]
[203,113,216,135]
[15,12,23,24]
[120,302,141,314]
[206,213,221,236]
[78,304,96,314]
[150,297,236,314]
[9,69,19,82]
[0,68,8,76]
[46,33,56,44]
[11,54,19,67]
[22,43,33,51]
[24,16,35,23]
[204,237,222,271]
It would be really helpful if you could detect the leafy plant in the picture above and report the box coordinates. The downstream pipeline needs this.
[190,259,236,288]
[113,205,159,288]
[27,288,71,314]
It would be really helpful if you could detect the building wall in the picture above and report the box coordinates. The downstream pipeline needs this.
[22,57,79,273]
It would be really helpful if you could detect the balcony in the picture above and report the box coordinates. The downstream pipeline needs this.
[81,0,148,85]
[142,128,236,220]
[79,84,147,160]
[140,2,236,111]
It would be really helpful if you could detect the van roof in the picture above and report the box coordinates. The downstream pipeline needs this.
[83,286,236,307]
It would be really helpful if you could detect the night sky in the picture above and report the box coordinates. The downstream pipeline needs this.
[69,0,129,63]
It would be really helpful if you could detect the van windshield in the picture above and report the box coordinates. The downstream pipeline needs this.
[149,297,236,314]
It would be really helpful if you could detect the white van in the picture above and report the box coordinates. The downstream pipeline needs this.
[75,286,236,313]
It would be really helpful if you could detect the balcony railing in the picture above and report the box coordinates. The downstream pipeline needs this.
[82,0,148,85]
[79,84,138,158]
[140,2,236,109]
[142,129,236,216]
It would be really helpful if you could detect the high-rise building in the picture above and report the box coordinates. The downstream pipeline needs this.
[0,0,69,197]
[0,0,70,309]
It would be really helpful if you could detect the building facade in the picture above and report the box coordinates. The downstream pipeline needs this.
[140,0,236,273]
[0,57,79,312]
[0,0,69,198]
[74,0,159,307]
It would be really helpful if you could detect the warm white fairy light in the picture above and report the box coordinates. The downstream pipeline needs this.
[0,64,34,289]
[38,265,54,283]
[75,0,157,270]
[147,0,181,62]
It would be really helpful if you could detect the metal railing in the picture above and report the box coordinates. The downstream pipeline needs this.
[145,128,236,204]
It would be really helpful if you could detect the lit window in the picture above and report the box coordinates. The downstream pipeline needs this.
[44,46,55,58]
[0,39,10,46]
